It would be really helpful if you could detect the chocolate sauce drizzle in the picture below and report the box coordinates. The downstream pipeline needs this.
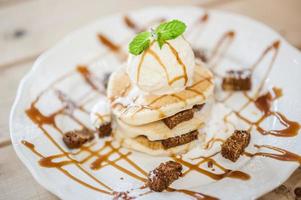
[21,12,300,200]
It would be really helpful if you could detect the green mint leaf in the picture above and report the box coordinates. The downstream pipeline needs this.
[155,19,186,45]
[129,31,151,55]
[156,32,165,49]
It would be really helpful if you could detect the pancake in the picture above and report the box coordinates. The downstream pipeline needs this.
[114,128,206,156]
[114,98,213,141]
[107,63,214,126]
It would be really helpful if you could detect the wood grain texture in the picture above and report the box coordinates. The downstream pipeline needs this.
[0,0,218,69]
[1,0,300,199]
[0,61,32,139]
[216,0,301,48]
[0,145,58,200]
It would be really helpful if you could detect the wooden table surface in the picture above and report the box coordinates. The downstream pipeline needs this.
[1,0,300,199]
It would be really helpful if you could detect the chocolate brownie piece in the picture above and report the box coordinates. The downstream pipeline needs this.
[192,103,205,112]
[98,122,112,138]
[147,161,182,192]
[163,104,205,129]
[222,69,252,91]
[63,129,94,149]
[221,130,251,162]
[163,109,194,129]
[161,130,198,149]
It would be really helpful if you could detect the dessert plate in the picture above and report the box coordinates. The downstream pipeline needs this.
[10,6,301,200]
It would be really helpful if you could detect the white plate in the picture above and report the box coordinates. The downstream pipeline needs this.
[10,6,301,200]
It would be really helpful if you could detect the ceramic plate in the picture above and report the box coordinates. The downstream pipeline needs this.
[10,6,301,200]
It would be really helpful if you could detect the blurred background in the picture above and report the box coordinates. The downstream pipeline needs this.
[0,0,300,199]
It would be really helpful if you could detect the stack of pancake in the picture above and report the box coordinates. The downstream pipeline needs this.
[107,64,214,156]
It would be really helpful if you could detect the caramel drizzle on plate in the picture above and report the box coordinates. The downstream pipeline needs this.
[244,145,301,164]
[21,13,300,200]
[215,39,300,139]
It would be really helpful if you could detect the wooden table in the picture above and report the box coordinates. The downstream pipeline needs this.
[1,0,300,199]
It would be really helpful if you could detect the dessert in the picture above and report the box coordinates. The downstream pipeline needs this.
[88,20,251,159]
[63,129,94,149]
[221,130,251,162]
[147,161,183,192]
[222,69,252,91]
[104,19,214,155]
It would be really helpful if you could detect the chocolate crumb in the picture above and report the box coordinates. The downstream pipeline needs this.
[112,191,134,200]
[63,129,94,149]
[147,161,182,192]
[98,122,112,138]
[161,130,198,149]
[207,160,213,168]
[222,69,252,91]
[221,130,250,162]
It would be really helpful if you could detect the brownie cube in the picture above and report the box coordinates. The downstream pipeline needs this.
[163,109,194,129]
[147,161,182,192]
[222,69,252,91]
[221,130,250,162]
[161,130,198,149]
[63,129,94,149]
[98,122,112,138]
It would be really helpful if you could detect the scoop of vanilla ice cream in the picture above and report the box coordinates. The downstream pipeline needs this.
[127,36,195,95]
[90,98,111,129]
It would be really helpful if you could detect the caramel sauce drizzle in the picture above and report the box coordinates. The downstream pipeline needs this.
[245,145,301,164]
[167,188,218,200]
[166,41,188,85]
[173,156,250,181]
[215,38,300,138]
[120,69,210,119]
[124,15,165,33]
[188,13,209,44]
[95,113,110,123]
[147,48,171,83]
[136,41,153,84]
[209,31,235,70]
[136,40,189,90]
[123,15,140,33]
[97,34,120,52]
[21,140,112,195]
[200,13,209,22]
[21,12,301,200]
[76,65,103,92]
[204,138,225,150]
[234,87,300,137]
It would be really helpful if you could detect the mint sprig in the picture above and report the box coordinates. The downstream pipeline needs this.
[155,20,186,48]
[129,31,151,55]
[128,19,187,55]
